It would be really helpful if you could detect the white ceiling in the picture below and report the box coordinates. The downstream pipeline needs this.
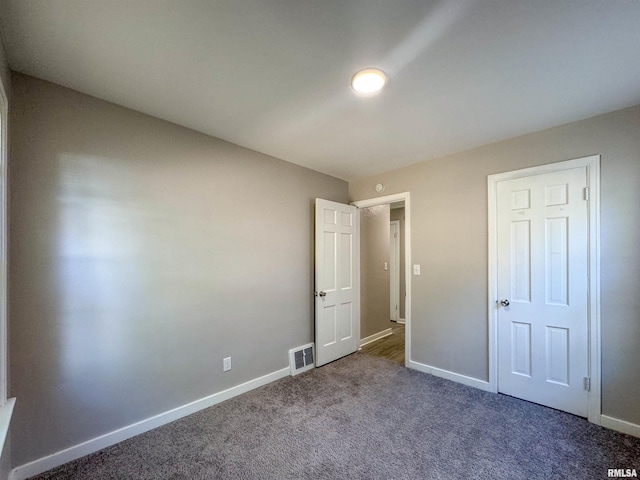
[1,1,639,181]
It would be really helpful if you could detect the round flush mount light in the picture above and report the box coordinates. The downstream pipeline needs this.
[375,183,385,193]
[351,68,388,95]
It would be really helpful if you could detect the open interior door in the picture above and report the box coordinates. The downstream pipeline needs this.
[315,199,359,366]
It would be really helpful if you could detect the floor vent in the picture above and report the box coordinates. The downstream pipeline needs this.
[289,343,315,376]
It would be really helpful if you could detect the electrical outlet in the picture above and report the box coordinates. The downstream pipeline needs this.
[223,356,232,372]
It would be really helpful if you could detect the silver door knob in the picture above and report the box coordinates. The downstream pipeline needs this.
[319,291,327,297]
[500,299,510,307]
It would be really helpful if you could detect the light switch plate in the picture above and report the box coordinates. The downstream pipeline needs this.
[413,264,421,275]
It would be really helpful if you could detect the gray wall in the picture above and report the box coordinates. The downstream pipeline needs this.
[360,205,390,339]
[8,73,348,467]
[0,31,10,480]
[390,207,405,319]
[350,105,640,426]
[0,38,10,100]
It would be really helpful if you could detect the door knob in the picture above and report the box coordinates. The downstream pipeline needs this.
[319,291,327,297]
[500,299,510,307]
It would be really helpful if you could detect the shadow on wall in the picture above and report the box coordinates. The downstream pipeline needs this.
[52,151,268,403]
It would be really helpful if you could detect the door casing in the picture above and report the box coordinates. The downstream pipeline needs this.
[487,155,601,425]
[352,192,411,366]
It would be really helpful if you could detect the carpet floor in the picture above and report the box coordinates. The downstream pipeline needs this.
[31,353,640,479]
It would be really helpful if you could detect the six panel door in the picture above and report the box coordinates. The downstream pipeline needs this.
[315,199,359,367]
[497,167,589,417]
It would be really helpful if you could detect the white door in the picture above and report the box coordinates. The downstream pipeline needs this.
[497,167,589,416]
[315,199,359,367]
[389,220,400,321]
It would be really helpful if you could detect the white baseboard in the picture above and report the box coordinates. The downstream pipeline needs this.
[0,398,15,458]
[11,367,290,480]
[359,328,393,348]
[601,414,640,438]
[408,360,492,392]
[397,318,406,324]
[407,363,639,438]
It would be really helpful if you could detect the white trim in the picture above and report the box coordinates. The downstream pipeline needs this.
[0,64,10,462]
[487,170,498,394]
[586,158,602,425]
[359,328,393,348]
[11,367,290,480]
[408,360,492,392]
[600,415,640,439]
[352,192,411,367]
[397,318,406,325]
[0,397,15,457]
[355,208,361,353]
[487,155,601,424]
[352,192,409,208]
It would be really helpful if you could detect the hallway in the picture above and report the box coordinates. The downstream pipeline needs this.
[360,321,405,365]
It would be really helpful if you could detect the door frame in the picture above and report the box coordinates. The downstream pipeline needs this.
[389,220,401,322]
[487,155,601,424]
[352,192,411,366]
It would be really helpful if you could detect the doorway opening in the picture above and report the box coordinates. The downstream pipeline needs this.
[352,193,411,367]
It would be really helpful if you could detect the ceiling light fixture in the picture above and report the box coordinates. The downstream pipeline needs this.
[351,68,388,95]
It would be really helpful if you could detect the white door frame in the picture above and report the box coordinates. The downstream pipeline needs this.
[389,220,400,322]
[352,192,411,366]
[487,155,601,425]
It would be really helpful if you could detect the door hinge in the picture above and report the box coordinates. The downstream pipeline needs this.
[583,376,591,391]
[583,187,589,201]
